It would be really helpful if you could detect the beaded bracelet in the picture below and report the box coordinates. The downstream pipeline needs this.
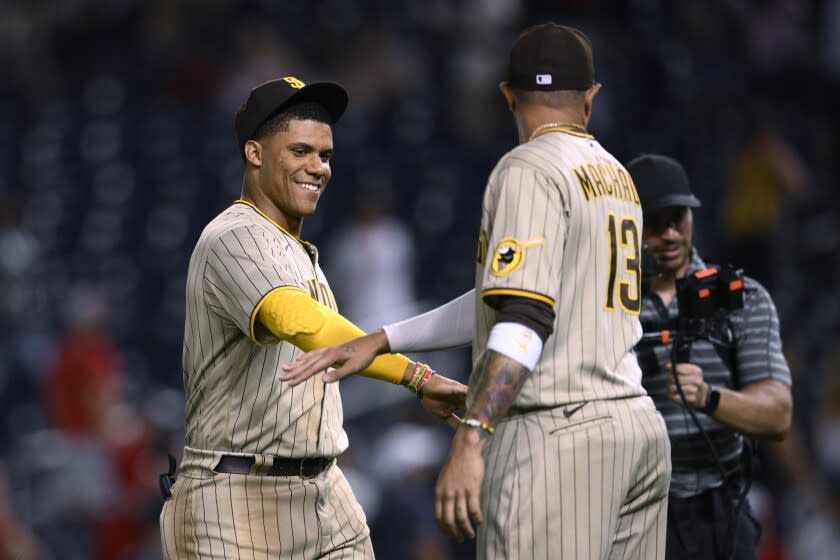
[407,363,434,395]
[415,367,435,399]
[460,417,495,435]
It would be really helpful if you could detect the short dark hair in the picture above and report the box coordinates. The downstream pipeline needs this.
[513,89,586,109]
[253,101,332,144]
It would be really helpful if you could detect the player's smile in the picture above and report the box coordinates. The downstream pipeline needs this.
[289,175,325,204]
[283,173,324,213]
[295,180,322,193]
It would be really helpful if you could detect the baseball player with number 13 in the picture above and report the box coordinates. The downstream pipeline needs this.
[283,23,673,559]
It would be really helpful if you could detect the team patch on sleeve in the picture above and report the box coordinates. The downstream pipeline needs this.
[490,237,544,276]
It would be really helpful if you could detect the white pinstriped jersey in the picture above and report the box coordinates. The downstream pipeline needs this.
[472,125,647,409]
[182,200,347,458]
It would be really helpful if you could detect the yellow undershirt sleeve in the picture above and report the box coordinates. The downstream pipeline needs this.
[255,286,410,384]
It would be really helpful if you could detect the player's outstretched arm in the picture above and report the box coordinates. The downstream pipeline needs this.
[280,329,390,385]
[281,289,476,385]
[258,286,412,384]
[279,327,467,427]
[258,286,468,423]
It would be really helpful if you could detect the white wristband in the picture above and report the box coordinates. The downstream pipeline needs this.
[486,322,543,371]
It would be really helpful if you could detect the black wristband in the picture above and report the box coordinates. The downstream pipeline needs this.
[700,384,720,414]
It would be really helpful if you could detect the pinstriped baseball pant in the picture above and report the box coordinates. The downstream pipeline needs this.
[159,453,373,559]
[479,396,672,560]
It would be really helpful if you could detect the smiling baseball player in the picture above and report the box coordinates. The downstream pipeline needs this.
[159,75,466,559]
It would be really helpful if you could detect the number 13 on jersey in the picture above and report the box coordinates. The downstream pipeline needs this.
[605,213,641,314]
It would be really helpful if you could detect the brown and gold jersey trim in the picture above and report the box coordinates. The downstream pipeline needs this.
[482,288,555,308]
[532,123,594,141]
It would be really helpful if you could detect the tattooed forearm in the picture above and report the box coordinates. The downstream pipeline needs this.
[468,350,530,428]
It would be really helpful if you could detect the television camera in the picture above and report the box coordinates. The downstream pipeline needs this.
[638,262,745,360]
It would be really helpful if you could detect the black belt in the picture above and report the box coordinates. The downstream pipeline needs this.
[215,455,333,478]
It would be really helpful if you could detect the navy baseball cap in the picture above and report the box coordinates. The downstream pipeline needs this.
[506,23,595,91]
[235,76,348,157]
[625,154,701,213]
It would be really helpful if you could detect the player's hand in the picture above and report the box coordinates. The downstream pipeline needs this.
[435,428,485,542]
[419,375,468,428]
[665,362,707,408]
[279,330,389,386]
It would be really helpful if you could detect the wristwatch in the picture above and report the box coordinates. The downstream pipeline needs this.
[700,384,721,414]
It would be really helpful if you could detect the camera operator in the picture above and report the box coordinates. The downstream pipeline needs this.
[626,154,793,560]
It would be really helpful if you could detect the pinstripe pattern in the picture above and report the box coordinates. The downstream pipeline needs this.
[474,127,671,558]
[160,447,372,559]
[472,129,647,409]
[161,202,373,558]
[478,398,670,559]
[637,250,792,497]
[184,202,346,457]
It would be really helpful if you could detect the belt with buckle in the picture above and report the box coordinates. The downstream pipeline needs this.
[215,455,333,478]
